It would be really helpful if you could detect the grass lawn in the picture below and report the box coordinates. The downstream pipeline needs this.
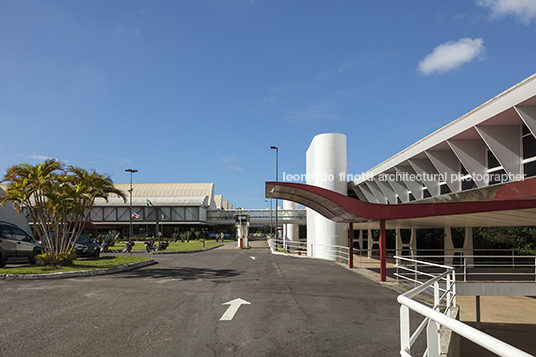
[110,241,221,252]
[0,255,151,275]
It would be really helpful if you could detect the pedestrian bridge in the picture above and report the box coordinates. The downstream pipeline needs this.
[206,209,306,225]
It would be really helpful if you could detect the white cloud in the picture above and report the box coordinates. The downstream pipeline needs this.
[30,155,55,161]
[286,103,337,122]
[418,38,485,75]
[477,0,536,25]
[223,165,243,173]
[219,156,238,163]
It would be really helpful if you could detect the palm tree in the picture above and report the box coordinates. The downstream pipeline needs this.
[63,166,126,248]
[1,160,126,265]
[1,159,64,254]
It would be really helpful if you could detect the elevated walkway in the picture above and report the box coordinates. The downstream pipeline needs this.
[206,209,306,225]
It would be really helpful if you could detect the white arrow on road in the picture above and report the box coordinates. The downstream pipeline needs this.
[219,298,251,321]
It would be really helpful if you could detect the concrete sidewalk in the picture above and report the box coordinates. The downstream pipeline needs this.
[456,295,536,356]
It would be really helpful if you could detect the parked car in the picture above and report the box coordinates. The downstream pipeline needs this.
[0,221,43,267]
[48,233,101,258]
[73,233,101,258]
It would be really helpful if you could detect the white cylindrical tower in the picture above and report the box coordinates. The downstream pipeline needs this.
[306,133,348,260]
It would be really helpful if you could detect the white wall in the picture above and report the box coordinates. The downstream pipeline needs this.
[0,187,32,234]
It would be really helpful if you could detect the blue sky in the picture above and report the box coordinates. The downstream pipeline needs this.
[1,0,536,209]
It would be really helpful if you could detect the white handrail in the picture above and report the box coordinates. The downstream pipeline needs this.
[396,256,534,357]
[398,295,533,357]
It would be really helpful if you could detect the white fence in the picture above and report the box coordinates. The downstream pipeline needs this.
[395,253,536,282]
[395,256,533,357]
[269,237,351,265]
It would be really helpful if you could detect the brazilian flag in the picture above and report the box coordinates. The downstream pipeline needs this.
[147,199,154,207]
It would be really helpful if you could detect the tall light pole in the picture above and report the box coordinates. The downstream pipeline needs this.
[270,146,278,244]
[125,169,138,242]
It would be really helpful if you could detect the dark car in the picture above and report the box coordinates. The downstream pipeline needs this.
[48,232,101,258]
[0,221,43,267]
[73,233,101,258]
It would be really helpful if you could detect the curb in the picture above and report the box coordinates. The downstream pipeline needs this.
[1,259,156,280]
[153,244,224,254]
[105,244,224,254]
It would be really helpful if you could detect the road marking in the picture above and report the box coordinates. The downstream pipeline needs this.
[219,298,251,321]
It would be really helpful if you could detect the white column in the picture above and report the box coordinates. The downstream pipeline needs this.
[396,228,418,257]
[306,133,348,260]
[444,227,454,266]
[283,200,299,242]
[463,227,474,268]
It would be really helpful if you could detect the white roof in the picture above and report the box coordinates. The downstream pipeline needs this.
[95,183,215,207]
[353,72,536,184]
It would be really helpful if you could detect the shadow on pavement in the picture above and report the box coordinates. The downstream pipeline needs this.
[121,264,242,280]
[460,322,536,356]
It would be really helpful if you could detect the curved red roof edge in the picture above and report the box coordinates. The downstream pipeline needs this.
[265,180,536,223]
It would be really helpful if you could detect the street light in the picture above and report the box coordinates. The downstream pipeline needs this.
[270,146,278,245]
[125,169,138,242]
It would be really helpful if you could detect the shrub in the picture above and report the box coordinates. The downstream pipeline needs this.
[102,230,120,246]
[36,250,78,267]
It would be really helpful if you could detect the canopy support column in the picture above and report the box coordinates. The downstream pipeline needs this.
[349,223,354,269]
[380,220,386,282]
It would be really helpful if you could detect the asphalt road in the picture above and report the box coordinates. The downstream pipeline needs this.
[0,243,416,357]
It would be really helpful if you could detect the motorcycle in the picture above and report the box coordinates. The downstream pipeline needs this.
[145,240,156,253]
[122,241,135,253]
[155,241,169,251]
[100,241,109,253]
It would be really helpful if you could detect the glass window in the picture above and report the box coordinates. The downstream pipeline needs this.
[0,226,12,239]
[10,228,30,241]
[440,184,452,195]
[524,161,536,178]
[523,134,536,159]
[423,189,431,198]
[488,169,507,185]
[523,124,531,136]
[77,235,91,244]
[487,149,500,169]
[462,178,477,190]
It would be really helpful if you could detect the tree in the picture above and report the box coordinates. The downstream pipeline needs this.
[473,226,536,252]
[1,160,126,265]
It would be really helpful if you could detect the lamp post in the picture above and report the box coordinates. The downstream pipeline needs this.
[270,146,278,245]
[125,169,138,242]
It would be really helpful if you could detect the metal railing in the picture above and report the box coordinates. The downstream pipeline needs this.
[395,256,533,357]
[269,238,351,265]
[310,243,350,264]
[397,253,536,282]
